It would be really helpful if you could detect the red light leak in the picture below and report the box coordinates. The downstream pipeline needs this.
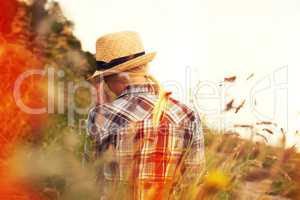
[0,0,47,199]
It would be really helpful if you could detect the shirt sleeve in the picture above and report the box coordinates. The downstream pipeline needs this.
[184,113,205,179]
[87,106,104,141]
[172,112,205,197]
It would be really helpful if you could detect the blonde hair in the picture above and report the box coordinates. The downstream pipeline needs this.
[102,66,169,128]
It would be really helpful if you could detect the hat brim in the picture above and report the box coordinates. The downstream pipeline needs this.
[88,52,156,80]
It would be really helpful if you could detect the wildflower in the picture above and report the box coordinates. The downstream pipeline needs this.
[205,170,230,191]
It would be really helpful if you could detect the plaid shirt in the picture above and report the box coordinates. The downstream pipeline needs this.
[87,84,205,199]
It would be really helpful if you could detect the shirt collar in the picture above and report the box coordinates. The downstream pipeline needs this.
[117,83,160,99]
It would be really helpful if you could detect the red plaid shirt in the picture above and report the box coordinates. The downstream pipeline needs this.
[87,84,205,199]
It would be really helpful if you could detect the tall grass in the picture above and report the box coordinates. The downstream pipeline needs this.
[7,122,300,200]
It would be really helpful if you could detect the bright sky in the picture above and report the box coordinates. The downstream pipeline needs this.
[57,0,300,146]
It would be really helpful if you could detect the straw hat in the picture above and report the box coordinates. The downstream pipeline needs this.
[89,31,156,79]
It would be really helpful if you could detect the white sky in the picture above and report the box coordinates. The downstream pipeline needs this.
[57,0,300,146]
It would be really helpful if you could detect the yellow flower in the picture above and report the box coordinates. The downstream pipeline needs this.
[205,170,230,190]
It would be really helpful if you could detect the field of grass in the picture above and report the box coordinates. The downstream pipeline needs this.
[6,122,299,200]
[202,126,300,200]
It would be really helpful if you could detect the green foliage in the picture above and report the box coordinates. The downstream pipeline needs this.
[51,21,63,33]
